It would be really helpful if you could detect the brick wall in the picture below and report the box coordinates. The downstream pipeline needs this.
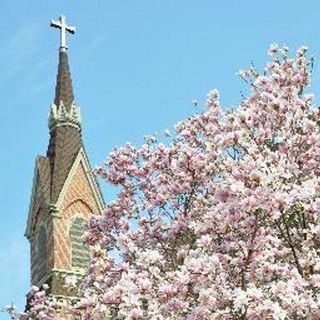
[53,160,100,270]
[30,158,101,292]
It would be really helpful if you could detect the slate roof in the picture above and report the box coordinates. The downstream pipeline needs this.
[36,156,51,205]
[54,51,75,111]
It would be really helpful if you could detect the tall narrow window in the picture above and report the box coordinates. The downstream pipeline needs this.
[37,226,47,281]
[70,217,90,269]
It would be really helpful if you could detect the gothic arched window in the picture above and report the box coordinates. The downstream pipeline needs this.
[69,217,90,269]
[37,226,47,281]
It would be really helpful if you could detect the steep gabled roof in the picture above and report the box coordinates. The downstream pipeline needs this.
[47,125,83,203]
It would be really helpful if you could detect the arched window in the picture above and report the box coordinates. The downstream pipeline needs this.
[69,217,90,269]
[37,226,47,281]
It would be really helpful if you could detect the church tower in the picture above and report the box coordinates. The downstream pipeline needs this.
[25,16,104,300]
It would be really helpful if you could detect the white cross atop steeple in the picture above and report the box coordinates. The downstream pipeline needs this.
[50,15,76,52]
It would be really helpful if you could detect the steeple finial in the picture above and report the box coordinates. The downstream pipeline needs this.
[50,15,76,52]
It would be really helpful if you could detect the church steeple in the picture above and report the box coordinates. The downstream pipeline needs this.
[25,15,104,302]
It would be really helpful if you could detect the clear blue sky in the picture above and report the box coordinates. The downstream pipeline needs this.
[1,0,320,316]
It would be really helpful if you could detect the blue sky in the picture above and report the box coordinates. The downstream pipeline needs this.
[1,0,320,316]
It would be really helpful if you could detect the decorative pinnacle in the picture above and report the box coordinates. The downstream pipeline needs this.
[50,15,76,52]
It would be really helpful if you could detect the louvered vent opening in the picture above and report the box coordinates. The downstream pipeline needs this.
[70,217,90,269]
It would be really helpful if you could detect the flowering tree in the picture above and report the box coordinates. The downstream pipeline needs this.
[15,45,320,319]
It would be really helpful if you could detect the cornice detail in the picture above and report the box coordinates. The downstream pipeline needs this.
[48,101,81,131]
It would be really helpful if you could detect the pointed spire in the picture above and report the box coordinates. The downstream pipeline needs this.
[54,50,75,110]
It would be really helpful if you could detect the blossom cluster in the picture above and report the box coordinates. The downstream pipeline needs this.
[81,45,320,319]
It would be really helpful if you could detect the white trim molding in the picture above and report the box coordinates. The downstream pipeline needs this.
[56,147,105,214]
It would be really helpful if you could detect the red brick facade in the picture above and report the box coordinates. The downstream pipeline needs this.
[53,159,101,270]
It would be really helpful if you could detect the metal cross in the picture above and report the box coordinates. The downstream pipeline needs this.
[50,15,76,52]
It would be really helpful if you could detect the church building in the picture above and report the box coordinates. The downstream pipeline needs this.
[25,16,105,300]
